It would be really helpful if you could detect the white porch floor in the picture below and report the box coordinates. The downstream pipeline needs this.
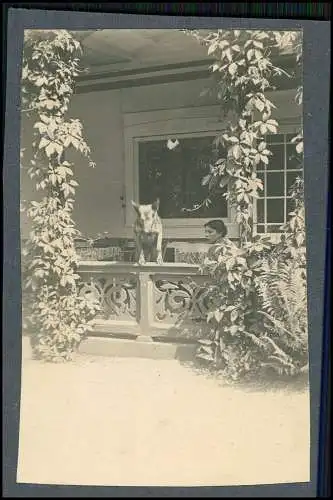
[17,353,310,487]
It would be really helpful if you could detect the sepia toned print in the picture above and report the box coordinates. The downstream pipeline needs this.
[18,28,310,487]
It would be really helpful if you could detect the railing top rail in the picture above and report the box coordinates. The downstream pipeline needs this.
[78,260,205,275]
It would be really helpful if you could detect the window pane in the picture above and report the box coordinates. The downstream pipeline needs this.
[286,197,295,217]
[266,199,285,223]
[266,134,285,144]
[256,198,264,223]
[266,172,285,197]
[138,136,228,219]
[286,143,302,169]
[267,143,285,171]
[256,224,265,233]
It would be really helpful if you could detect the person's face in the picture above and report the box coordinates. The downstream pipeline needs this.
[204,226,221,244]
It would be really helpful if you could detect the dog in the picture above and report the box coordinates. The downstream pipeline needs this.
[131,198,163,265]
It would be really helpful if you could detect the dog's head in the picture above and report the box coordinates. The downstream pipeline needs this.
[132,199,160,234]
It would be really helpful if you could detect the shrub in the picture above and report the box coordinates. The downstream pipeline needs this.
[195,186,308,381]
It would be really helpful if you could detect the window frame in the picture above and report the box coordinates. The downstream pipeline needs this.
[123,106,239,240]
[253,120,303,241]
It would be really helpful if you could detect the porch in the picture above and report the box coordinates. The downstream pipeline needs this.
[20,28,302,358]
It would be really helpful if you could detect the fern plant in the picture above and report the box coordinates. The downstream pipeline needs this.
[255,258,308,374]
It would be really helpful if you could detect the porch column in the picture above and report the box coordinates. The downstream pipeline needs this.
[137,271,154,342]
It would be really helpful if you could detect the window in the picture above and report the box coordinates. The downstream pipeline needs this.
[138,135,228,219]
[124,106,239,239]
[255,131,303,235]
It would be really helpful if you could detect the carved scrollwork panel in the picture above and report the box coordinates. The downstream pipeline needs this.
[79,275,137,321]
[153,276,211,325]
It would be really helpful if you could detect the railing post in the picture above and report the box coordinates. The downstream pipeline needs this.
[137,270,154,342]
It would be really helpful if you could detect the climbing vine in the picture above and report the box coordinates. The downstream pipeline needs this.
[183,29,307,380]
[21,30,100,362]
[183,29,302,244]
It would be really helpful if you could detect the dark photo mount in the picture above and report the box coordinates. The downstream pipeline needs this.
[2,3,331,498]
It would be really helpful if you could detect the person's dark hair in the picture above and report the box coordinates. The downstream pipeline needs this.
[204,219,228,237]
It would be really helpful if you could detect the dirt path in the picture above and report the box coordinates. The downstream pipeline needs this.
[17,355,310,487]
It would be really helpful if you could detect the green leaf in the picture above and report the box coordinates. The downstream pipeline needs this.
[201,174,211,186]
[226,258,236,271]
[228,62,238,75]
[255,98,265,112]
[44,99,58,110]
[230,309,239,322]
[232,145,242,160]
[208,42,218,55]
[247,49,254,60]
[266,123,278,133]
[260,124,267,135]
[214,310,223,323]
[225,48,233,62]
[54,143,64,158]
[257,141,267,152]
[49,173,57,185]
[229,325,239,335]
[254,153,261,164]
[71,137,80,150]
[45,142,56,158]
[219,40,230,49]
[34,122,47,133]
[39,137,50,150]
[266,118,279,127]
[47,123,57,139]
[35,76,47,87]
[229,136,239,144]
[253,40,264,49]
[296,141,303,154]
[295,232,304,247]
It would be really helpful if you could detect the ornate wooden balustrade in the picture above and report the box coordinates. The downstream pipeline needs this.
[78,261,211,342]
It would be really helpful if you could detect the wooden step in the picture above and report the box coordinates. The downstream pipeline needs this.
[22,335,197,362]
[79,336,197,361]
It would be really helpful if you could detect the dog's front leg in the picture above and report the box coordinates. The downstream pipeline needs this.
[134,233,146,265]
[138,250,146,265]
[156,232,163,265]
[138,241,146,265]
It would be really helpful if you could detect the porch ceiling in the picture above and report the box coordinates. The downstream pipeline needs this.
[77,29,212,75]
[74,29,297,83]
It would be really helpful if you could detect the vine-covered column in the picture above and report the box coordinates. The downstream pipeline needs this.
[21,30,99,361]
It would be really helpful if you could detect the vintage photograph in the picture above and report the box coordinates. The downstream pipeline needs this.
[18,28,310,486]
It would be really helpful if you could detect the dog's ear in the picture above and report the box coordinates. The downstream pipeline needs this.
[152,198,160,212]
[131,200,140,213]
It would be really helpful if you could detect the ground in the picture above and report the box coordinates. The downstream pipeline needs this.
[17,352,310,487]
